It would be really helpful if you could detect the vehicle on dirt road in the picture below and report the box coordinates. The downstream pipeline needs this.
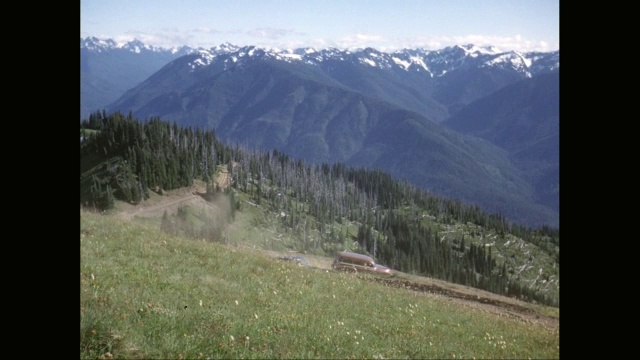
[332,251,392,275]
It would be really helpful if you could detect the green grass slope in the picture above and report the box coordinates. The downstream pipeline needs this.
[81,210,559,359]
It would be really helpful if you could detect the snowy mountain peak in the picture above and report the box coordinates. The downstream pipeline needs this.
[188,49,217,69]
[120,39,152,53]
[80,37,118,52]
[482,51,532,76]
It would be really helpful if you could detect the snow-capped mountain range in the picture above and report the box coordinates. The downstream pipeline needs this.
[81,37,559,78]
[204,44,558,78]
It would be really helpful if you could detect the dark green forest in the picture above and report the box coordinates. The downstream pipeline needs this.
[81,111,559,306]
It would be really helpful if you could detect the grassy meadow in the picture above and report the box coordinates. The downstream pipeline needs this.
[80,210,559,359]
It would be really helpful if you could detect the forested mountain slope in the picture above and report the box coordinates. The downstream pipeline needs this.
[81,113,559,306]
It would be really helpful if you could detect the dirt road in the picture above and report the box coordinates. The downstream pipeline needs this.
[272,253,559,331]
[116,183,212,221]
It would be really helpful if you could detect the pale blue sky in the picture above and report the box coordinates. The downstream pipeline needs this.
[80,0,559,52]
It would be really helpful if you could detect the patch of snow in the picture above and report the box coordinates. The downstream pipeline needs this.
[360,58,376,67]
[409,56,429,71]
[392,56,410,69]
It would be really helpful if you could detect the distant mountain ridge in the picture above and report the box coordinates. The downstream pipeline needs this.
[81,37,559,76]
[80,36,198,55]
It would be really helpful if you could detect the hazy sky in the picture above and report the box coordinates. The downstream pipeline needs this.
[80,0,559,52]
